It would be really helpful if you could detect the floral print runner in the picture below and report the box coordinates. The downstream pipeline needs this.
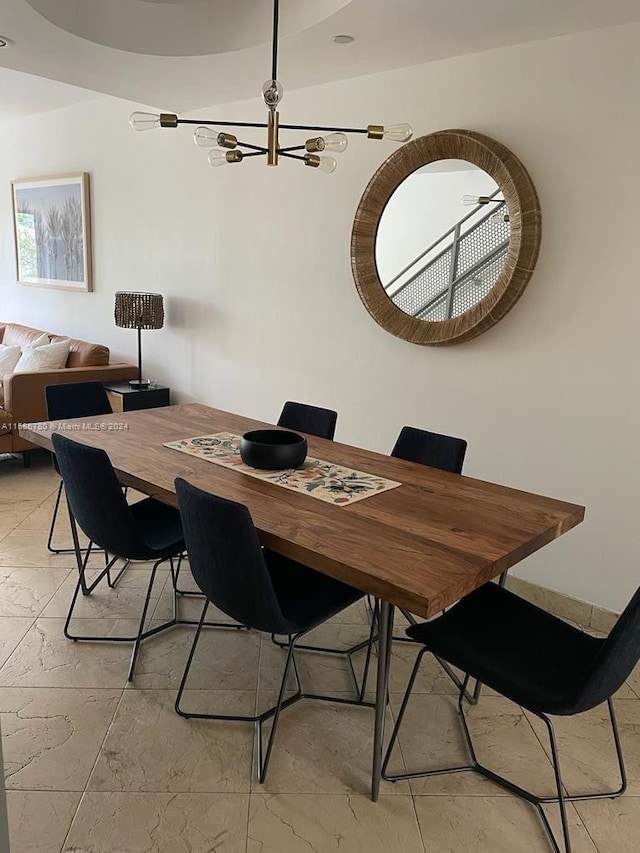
[164,432,401,506]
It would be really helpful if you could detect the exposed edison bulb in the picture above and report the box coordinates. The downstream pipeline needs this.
[462,194,491,206]
[383,123,413,142]
[262,79,283,109]
[194,126,218,147]
[322,133,348,153]
[129,112,161,131]
[208,149,243,167]
[304,154,337,174]
[491,210,510,224]
[305,133,348,154]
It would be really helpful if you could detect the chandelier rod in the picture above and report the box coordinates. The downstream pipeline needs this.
[271,0,280,83]
[176,117,370,134]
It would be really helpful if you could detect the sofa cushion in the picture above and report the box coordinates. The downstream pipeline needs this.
[15,339,71,373]
[49,334,110,368]
[2,324,49,350]
[1,324,110,368]
[0,345,21,376]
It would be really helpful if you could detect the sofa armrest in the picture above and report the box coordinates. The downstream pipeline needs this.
[3,363,139,425]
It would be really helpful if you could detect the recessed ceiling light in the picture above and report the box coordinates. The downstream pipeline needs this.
[0,35,15,48]
[333,34,355,44]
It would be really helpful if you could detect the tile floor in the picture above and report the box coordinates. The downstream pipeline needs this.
[0,452,638,852]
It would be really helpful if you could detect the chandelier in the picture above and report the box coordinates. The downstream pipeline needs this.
[129,0,412,174]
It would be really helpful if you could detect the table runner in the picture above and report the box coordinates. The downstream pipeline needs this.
[164,432,401,506]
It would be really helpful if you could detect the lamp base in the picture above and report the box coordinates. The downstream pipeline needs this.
[128,379,152,389]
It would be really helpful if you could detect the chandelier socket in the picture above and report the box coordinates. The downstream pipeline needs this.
[227,150,244,164]
[305,137,325,153]
[367,125,385,140]
[218,133,238,149]
[159,113,179,128]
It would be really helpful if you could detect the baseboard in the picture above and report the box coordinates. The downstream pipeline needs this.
[505,576,619,633]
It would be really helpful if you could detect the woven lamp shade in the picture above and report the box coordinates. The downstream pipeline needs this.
[114,292,164,330]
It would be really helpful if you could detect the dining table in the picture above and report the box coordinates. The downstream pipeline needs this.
[19,402,585,800]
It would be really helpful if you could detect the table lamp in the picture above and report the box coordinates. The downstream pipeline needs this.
[114,291,164,388]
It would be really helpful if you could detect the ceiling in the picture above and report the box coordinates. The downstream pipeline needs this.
[1,0,639,121]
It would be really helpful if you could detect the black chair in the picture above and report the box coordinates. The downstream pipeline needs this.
[45,381,113,556]
[383,583,636,853]
[277,401,337,440]
[51,433,240,680]
[391,425,467,474]
[174,477,376,783]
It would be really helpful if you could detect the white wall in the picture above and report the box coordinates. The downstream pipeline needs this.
[1,22,639,612]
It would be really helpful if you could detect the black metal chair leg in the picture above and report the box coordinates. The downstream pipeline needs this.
[128,557,164,681]
[256,635,301,783]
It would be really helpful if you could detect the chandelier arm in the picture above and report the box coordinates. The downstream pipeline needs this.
[278,123,369,134]
[271,0,280,82]
[240,151,267,159]
[277,145,306,153]
[278,151,306,162]
[177,119,269,129]
[236,141,269,153]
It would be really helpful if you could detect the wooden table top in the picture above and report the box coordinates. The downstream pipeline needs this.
[21,403,585,619]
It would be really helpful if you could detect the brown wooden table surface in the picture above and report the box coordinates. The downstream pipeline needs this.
[20,402,584,620]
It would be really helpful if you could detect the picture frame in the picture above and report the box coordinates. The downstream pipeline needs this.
[11,172,92,292]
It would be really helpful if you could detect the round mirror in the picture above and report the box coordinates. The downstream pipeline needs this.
[351,130,541,345]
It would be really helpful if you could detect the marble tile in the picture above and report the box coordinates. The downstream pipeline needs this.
[627,664,640,699]
[0,617,34,667]
[40,565,169,619]
[575,796,640,852]
[0,566,70,617]
[0,617,138,688]
[413,795,597,852]
[7,791,81,853]
[247,793,424,853]
[388,693,558,797]
[88,689,255,793]
[525,698,640,796]
[356,639,463,697]
[0,502,42,536]
[0,529,79,568]
[260,623,373,695]
[63,792,248,853]
[127,621,260,690]
[1,686,121,790]
[252,691,408,795]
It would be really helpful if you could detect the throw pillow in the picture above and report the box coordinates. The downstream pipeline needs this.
[14,339,71,373]
[31,333,49,348]
[0,344,22,375]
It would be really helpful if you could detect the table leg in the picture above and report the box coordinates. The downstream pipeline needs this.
[371,600,394,801]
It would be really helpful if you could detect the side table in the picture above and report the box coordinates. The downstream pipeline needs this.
[103,381,171,413]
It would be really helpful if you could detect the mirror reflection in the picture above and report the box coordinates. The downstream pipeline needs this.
[375,159,510,321]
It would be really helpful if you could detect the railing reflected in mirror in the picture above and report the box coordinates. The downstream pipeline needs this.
[351,130,541,345]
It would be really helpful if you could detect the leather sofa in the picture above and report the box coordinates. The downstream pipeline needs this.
[0,322,137,460]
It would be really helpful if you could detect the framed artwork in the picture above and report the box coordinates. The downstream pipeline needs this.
[11,172,92,291]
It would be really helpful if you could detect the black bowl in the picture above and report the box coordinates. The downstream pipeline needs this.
[239,429,307,470]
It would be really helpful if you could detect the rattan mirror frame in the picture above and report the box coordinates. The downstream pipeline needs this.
[350,129,542,345]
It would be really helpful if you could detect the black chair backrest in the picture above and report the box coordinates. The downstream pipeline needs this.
[45,381,112,421]
[391,426,467,474]
[570,586,640,713]
[51,432,154,561]
[175,477,291,634]
[277,401,337,440]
